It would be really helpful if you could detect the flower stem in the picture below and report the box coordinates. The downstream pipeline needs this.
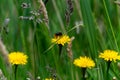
[107,61,111,73]
[106,61,111,79]
[14,65,18,80]
[58,44,63,56]
[82,68,86,80]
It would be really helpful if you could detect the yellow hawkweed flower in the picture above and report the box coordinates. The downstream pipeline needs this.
[73,56,95,68]
[45,78,54,80]
[99,50,120,62]
[8,52,28,65]
[52,35,70,46]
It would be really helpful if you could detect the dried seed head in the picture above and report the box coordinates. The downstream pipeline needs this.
[30,11,40,16]
[0,69,7,80]
[67,0,73,14]
[21,3,31,8]
[65,10,70,26]
[75,21,83,34]
[19,16,34,20]
[27,72,34,80]
[1,18,10,34]
[38,0,49,29]
[114,1,120,6]
[67,36,75,60]
[65,0,73,26]
[46,65,57,79]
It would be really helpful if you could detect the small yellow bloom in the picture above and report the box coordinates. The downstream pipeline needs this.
[73,56,95,68]
[99,50,120,62]
[45,78,54,80]
[8,52,28,65]
[52,35,70,46]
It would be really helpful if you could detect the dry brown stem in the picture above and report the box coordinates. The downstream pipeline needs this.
[0,39,10,66]
[67,36,75,61]
[38,0,49,29]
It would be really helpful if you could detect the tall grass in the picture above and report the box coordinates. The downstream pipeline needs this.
[0,0,120,80]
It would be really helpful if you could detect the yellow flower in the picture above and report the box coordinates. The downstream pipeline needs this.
[45,78,54,80]
[73,56,95,68]
[52,35,70,46]
[8,52,28,65]
[99,50,120,62]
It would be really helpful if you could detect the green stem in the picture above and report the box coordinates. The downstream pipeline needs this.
[58,44,63,56]
[107,61,111,73]
[82,68,86,80]
[14,65,18,80]
[106,61,111,79]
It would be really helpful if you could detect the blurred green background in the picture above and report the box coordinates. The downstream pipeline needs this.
[0,0,120,80]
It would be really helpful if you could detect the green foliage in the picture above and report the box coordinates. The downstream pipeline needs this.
[0,0,120,80]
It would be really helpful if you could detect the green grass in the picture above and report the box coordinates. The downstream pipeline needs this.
[0,0,120,80]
